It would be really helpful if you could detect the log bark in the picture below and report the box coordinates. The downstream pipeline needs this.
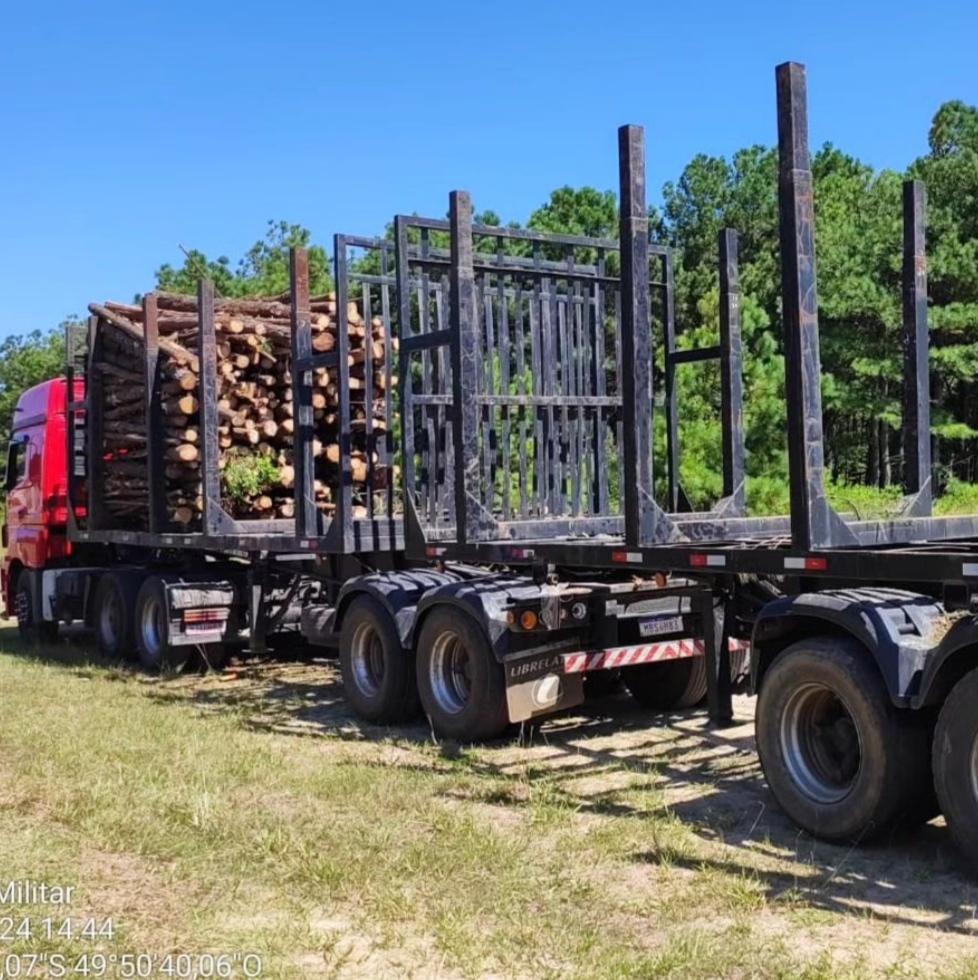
[89,304,200,372]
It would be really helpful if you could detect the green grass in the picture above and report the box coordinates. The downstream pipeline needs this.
[0,631,976,979]
[742,477,978,519]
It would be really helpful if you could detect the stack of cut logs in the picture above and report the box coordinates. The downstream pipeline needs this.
[88,291,395,528]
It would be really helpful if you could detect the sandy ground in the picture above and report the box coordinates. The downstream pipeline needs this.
[145,654,978,975]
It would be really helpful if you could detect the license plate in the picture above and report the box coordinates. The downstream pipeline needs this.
[185,622,222,635]
[639,615,684,638]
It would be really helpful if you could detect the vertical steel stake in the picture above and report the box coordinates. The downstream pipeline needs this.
[902,180,932,510]
[199,278,223,536]
[719,230,746,515]
[776,62,834,550]
[449,190,479,545]
[290,247,317,538]
[618,125,656,546]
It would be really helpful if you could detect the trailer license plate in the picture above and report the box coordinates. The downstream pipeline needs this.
[639,615,683,638]
[186,621,222,635]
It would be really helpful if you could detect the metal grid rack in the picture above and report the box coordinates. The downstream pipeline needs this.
[67,236,404,556]
[396,62,978,588]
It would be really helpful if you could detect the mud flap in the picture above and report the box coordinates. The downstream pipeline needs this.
[166,580,235,646]
[504,652,584,724]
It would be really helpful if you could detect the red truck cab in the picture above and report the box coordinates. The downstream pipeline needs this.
[2,377,75,622]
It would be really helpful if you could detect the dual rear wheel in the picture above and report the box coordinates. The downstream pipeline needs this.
[338,599,508,740]
[755,637,935,842]
[339,595,419,724]
[340,598,729,741]
[932,667,978,868]
[92,572,221,673]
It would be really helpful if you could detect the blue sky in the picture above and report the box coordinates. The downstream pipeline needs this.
[0,0,974,337]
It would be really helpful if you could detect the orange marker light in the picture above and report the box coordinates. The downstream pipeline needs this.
[519,610,538,630]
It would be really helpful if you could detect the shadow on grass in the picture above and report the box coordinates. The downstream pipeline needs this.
[3,624,975,936]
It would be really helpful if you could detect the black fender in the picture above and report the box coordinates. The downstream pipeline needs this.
[751,588,946,707]
[911,614,978,708]
[333,570,463,647]
[410,575,584,662]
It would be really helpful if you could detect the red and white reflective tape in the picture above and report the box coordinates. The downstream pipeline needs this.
[563,637,750,674]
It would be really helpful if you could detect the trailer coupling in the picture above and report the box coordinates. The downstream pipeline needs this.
[504,636,751,724]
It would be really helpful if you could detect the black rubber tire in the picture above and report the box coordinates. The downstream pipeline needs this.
[755,636,933,843]
[93,572,141,659]
[14,572,58,645]
[933,666,978,868]
[583,669,623,699]
[134,576,192,674]
[730,646,751,692]
[339,595,419,724]
[622,656,708,710]
[416,606,508,742]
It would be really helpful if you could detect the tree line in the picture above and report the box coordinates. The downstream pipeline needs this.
[3,100,978,515]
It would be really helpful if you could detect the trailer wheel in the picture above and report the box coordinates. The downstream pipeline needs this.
[622,656,708,710]
[583,669,622,699]
[933,666,978,867]
[339,595,419,724]
[93,572,141,659]
[416,606,508,741]
[755,636,932,842]
[14,573,58,645]
[134,577,192,674]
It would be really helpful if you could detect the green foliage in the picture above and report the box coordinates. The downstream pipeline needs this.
[659,97,978,498]
[527,186,619,269]
[937,478,978,515]
[528,186,617,239]
[153,220,332,298]
[220,451,280,505]
[0,325,68,441]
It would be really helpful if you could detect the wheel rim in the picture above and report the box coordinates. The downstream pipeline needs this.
[969,733,978,808]
[100,588,122,648]
[780,682,861,804]
[140,593,165,657]
[429,630,472,716]
[350,621,385,697]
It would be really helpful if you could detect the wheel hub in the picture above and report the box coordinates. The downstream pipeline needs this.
[350,622,385,697]
[780,682,861,805]
[429,631,472,716]
[969,732,978,809]
[101,590,121,646]
[140,594,164,656]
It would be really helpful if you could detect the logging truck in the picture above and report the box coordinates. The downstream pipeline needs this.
[7,61,978,871]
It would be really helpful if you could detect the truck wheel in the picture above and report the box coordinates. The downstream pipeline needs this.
[14,573,58,645]
[933,666,978,867]
[340,595,419,723]
[755,636,932,842]
[622,656,708,710]
[93,572,141,659]
[135,577,192,674]
[583,669,622,699]
[416,606,508,741]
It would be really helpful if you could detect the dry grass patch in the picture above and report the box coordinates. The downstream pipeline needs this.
[1,631,978,978]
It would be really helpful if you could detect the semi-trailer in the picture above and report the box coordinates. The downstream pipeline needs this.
[7,61,978,870]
